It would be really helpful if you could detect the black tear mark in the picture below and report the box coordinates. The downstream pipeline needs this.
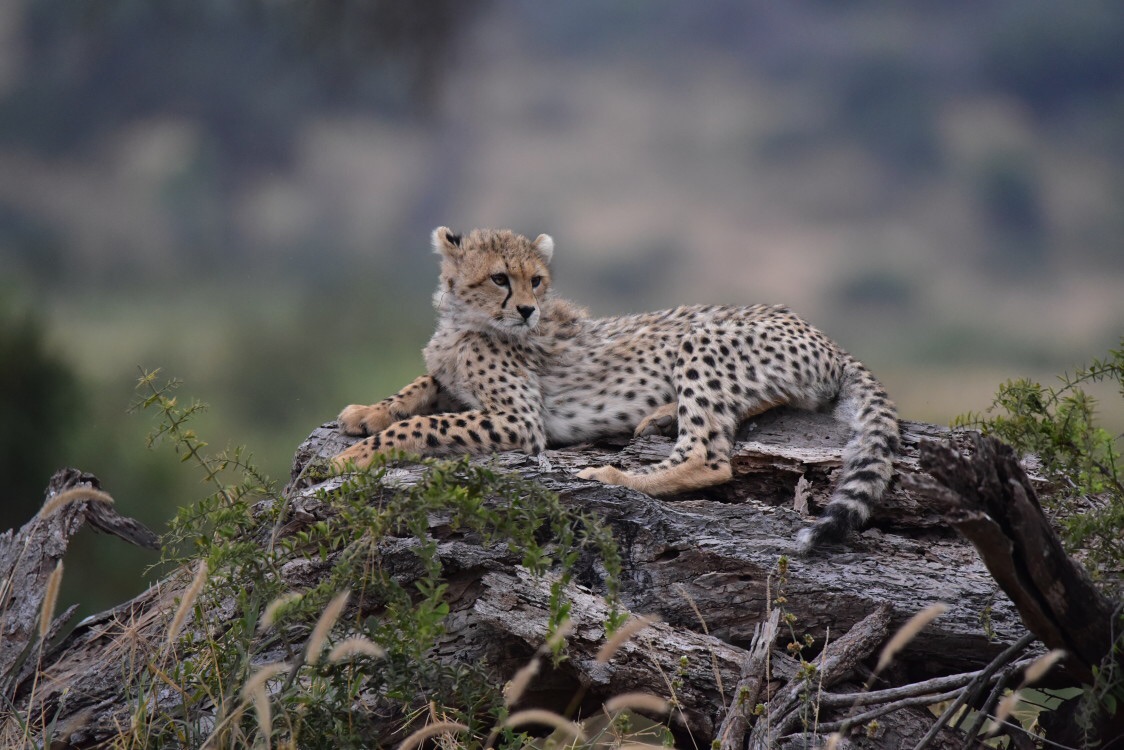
[500,268,513,308]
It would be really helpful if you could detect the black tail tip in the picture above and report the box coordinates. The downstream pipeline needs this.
[794,515,855,555]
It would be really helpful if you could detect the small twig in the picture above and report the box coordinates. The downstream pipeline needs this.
[757,605,892,743]
[911,631,1035,750]
[815,688,964,733]
[813,625,830,737]
[986,717,1084,750]
[960,664,1018,741]
[816,669,984,708]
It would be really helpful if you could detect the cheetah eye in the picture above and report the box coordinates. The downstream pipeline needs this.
[490,273,509,287]
[530,275,543,288]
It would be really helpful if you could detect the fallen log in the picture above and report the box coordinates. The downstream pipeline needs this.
[2,413,1050,747]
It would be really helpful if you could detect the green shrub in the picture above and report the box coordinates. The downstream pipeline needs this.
[0,302,82,530]
[954,340,1123,573]
[127,369,624,749]
[955,341,1124,748]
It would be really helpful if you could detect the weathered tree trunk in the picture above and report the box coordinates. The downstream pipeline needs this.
[0,469,158,699]
[904,434,1124,746]
[2,411,1106,748]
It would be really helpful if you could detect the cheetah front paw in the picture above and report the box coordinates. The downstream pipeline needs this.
[338,404,394,436]
[576,464,631,486]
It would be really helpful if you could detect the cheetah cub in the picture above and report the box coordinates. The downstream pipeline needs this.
[333,227,899,552]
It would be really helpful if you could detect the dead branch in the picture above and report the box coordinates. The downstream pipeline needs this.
[716,609,780,750]
[902,434,1115,682]
[748,604,892,746]
[903,433,1124,745]
[0,468,158,695]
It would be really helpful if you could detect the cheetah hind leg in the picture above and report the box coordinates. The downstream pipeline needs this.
[577,402,681,491]
[576,448,731,496]
[633,401,678,437]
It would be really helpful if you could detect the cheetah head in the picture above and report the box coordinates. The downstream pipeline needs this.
[431,226,554,335]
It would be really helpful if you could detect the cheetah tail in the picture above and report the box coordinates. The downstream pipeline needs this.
[795,357,900,554]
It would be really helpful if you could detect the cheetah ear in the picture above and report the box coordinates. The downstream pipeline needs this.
[532,233,554,264]
[432,226,463,258]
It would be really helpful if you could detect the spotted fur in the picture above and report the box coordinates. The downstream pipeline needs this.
[333,227,900,553]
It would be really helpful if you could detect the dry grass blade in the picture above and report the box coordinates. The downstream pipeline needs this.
[544,617,574,653]
[396,720,469,750]
[241,662,290,748]
[249,689,271,746]
[39,560,64,641]
[327,636,386,663]
[240,662,291,700]
[305,589,350,665]
[1020,649,1066,687]
[875,602,949,674]
[987,691,1022,736]
[501,709,585,741]
[675,583,725,702]
[503,656,540,707]
[38,487,115,517]
[147,662,191,701]
[259,592,302,631]
[167,559,209,647]
[603,692,670,715]
[596,615,659,663]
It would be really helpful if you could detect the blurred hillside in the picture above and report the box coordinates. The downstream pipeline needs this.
[1,0,1122,612]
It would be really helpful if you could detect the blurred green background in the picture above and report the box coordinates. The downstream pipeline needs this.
[2,0,1122,615]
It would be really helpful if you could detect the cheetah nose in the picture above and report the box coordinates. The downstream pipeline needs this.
[516,305,536,321]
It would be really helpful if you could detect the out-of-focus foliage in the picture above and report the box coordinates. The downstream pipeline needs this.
[835,54,940,174]
[0,0,482,162]
[0,300,81,531]
[974,151,1047,268]
[983,0,1124,114]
